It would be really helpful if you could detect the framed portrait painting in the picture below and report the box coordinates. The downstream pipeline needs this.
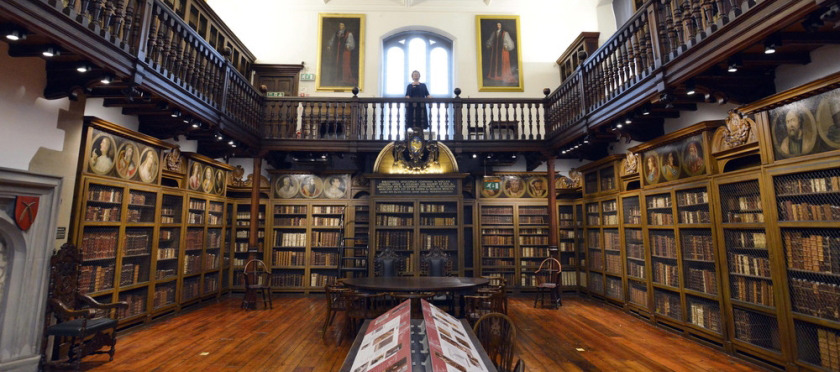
[316,13,365,92]
[476,15,523,92]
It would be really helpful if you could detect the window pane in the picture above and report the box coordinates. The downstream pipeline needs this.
[385,47,405,96]
[407,38,427,78]
[430,47,448,96]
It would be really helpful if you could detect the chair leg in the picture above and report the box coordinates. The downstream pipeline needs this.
[533,290,540,308]
[109,331,118,361]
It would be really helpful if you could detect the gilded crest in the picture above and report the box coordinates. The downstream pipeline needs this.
[231,165,247,187]
[623,152,639,175]
[164,147,182,172]
[723,110,753,149]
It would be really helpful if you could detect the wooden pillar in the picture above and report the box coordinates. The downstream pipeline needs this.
[546,154,559,258]
[249,157,262,255]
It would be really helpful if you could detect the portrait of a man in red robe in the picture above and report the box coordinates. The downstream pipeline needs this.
[477,16,522,91]
[318,15,364,91]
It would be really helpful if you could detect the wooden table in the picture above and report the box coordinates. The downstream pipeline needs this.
[342,277,490,317]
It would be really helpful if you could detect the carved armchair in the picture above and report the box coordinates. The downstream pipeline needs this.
[43,243,128,370]
[374,246,400,277]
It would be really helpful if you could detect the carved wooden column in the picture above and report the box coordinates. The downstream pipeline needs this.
[546,154,559,259]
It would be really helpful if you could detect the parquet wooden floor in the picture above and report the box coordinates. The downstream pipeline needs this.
[78,295,767,371]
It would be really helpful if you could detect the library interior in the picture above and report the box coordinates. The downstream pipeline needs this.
[2,0,840,371]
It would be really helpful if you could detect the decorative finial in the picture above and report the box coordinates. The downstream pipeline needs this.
[352,87,359,97]
[454,88,461,97]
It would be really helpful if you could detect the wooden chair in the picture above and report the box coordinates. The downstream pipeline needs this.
[464,289,505,326]
[421,247,454,311]
[344,292,389,334]
[374,246,400,277]
[479,276,508,314]
[242,259,272,310]
[322,283,351,340]
[43,243,128,370]
[533,257,562,309]
[473,313,517,372]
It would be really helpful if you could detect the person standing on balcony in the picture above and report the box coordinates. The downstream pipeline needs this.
[405,70,431,130]
[326,22,356,86]
[485,22,517,84]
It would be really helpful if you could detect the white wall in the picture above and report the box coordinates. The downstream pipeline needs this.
[775,45,840,92]
[207,0,604,98]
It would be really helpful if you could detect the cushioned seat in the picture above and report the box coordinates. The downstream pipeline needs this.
[47,317,118,337]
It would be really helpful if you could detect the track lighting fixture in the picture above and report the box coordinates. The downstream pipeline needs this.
[191,120,200,129]
[76,63,91,73]
[511,154,517,159]
[583,135,590,144]
[616,121,624,129]
[764,40,777,55]
[42,46,59,58]
[641,104,651,116]
[4,27,25,41]
[685,80,696,96]
[625,117,632,124]
[228,139,236,147]
[99,73,113,85]
[170,109,181,118]
[727,56,741,73]
[215,132,224,141]
[472,153,477,159]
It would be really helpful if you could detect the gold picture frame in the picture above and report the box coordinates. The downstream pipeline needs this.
[316,13,365,92]
[475,15,523,92]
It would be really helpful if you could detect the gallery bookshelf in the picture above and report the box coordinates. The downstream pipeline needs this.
[713,170,788,365]
[462,200,476,278]
[270,202,309,291]
[340,200,370,279]
[575,202,587,292]
[151,190,183,315]
[229,199,267,290]
[621,191,650,314]
[577,155,622,299]
[557,201,580,292]
[478,202,549,289]
[766,158,840,371]
[307,202,346,290]
[373,198,462,277]
[181,194,226,305]
[584,199,605,297]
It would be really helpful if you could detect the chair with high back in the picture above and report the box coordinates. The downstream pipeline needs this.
[242,259,272,310]
[533,257,562,309]
[344,291,389,334]
[43,243,129,370]
[374,246,399,277]
[323,283,351,340]
[473,312,517,372]
[421,246,454,311]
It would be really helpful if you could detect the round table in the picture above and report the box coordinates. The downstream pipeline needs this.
[342,277,489,292]
[342,277,490,317]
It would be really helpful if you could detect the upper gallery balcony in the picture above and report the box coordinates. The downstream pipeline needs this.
[0,0,836,158]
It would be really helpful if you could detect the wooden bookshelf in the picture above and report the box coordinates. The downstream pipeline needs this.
[229,199,266,290]
[557,202,580,291]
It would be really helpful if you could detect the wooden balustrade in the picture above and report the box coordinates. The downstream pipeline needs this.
[58,0,144,53]
[656,0,741,60]
[264,97,545,142]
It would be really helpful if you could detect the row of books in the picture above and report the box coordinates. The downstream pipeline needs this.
[726,195,761,212]
[125,233,151,255]
[651,233,677,257]
[685,267,717,294]
[627,260,645,279]
[204,253,218,270]
[606,277,623,299]
[679,210,710,224]
[88,187,122,203]
[655,290,682,319]
[816,327,840,370]
[153,285,176,309]
[155,268,177,280]
[128,192,153,206]
[519,236,549,245]
[627,242,644,260]
[375,215,414,226]
[589,273,604,294]
[602,215,619,225]
[159,228,177,241]
[733,309,777,348]
[789,278,840,322]
[648,195,672,209]
[118,293,145,318]
[653,261,679,287]
[420,217,456,226]
[235,212,265,220]
[727,231,767,249]
[483,235,513,245]
[85,205,121,222]
[776,174,840,195]
[312,231,342,247]
[79,264,115,294]
[600,177,616,191]
[273,250,306,266]
[601,201,617,213]
[558,241,576,252]
[688,300,721,332]
[588,231,600,248]
[275,217,306,226]
[187,212,203,224]
[276,232,306,247]
[421,234,452,249]
[682,234,714,261]
[625,215,642,225]
[586,204,599,213]
[377,231,412,248]
[605,253,621,274]
[81,230,118,260]
[482,228,513,235]
[181,279,200,301]
[484,247,514,257]
[185,230,204,249]
[482,258,514,267]
[589,250,603,270]
[678,190,708,206]
[204,276,219,294]
[587,216,600,225]
[378,204,413,213]
[558,229,576,239]
[207,202,223,213]
[275,205,307,214]
[520,216,548,224]
[784,230,840,273]
[161,215,177,223]
[604,231,620,250]
[160,206,179,216]
[629,284,647,306]
[207,214,222,225]
[119,263,145,286]
[188,199,206,210]
[778,201,840,221]
[419,204,453,213]
[271,273,305,287]
[310,252,338,266]
[183,254,203,275]
[558,212,574,221]
[725,211,764,223]
[730,276,774,307]
[520,206,549,215]
[313,206,345,214]
[207,230,222,249]
[312,217,341,226]
[648,212,674,225]
[729,253,771,277]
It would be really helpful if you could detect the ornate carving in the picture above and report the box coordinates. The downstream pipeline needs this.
[392,134,440,172]
[723,110,753,149]
[623,152,639,175]
[568,170,582,188]
[163,147,182,172]
[231,165,247,187]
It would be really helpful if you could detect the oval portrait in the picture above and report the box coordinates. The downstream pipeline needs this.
[214,169,226,195]
[660,150,681,181]
[323,175,347,199]
[771,104,818,158]
[526,176,549,198]
[299,175,323,198]
[643,154,660,185]
[816,95,840,149]
[188,162,202,190]
[115,142,140,180]
[89,133,117,175]
[502,176,526,198]
[682,141,705,176]
[275,175,300,199]
[138,148,159,183]
[201,166,214,193]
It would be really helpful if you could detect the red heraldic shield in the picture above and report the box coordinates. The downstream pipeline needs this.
[15,196,40,231]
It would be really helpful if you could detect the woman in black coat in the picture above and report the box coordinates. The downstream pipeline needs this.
[405,70,431,129]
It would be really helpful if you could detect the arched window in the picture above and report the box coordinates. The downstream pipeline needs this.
[382,31,453,97]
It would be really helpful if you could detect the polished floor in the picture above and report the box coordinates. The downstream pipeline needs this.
[80,294,766,371]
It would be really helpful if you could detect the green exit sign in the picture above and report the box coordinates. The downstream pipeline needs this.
[300,73,316,81]
[483,176,501,190]
[266,92,285,97]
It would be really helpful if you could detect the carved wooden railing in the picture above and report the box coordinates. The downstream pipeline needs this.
[264,97,545,142]
[656,0,744,61]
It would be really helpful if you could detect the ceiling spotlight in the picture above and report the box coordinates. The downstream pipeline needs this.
[561,150,567,154]
[625,117,632,124]
[642,104,651,116]
[616,122,624,129]
[583,135,591,144]
[511,154,517,159]
[764,40,777,55]
[472,153,477,159]
[42,46,59,58]
[99,73,113,85]
[215,133,223,141]
[191,120,200,129]
[76,63,91,73]
[170,109,181,118]
[726,56,742,73]
[321,153,327,159]
[5,28,25,41]
[228,139,235,146]
[685,81,696,96]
